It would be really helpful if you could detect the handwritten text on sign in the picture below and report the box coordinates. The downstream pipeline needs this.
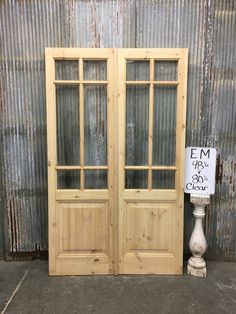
[184,147,217,195]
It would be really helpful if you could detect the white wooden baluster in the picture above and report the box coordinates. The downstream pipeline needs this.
[187,194,210,277]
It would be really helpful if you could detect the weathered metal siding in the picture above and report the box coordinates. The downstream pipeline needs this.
[206,0,236,260]
[0,0,235,260]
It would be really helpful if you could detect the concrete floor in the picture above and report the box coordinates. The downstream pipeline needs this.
[0,260,235,314]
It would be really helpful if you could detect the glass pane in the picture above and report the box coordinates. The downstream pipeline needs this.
[83,61,107,80]
[56,86,80,166]
[153,86,177,166]
[154,61,178,81]
[125,170,148,189]
[152,171,175,189]
[126,61,150,81]
[58,171,80,189]
[85,170,107,189]
[126,86,149,166]
[84,86,107,166]
[55,61,79,80]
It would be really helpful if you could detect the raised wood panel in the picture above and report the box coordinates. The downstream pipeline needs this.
[125,202,174,253]
[58,202,108,253]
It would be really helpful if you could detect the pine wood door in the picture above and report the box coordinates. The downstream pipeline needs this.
[117,49,188,274]
[46,48,115,275]
[46,48,188,275]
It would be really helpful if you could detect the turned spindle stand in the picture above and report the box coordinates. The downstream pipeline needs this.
[187,194,210,277]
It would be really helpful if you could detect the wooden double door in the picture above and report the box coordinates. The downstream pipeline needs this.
[46,48,188,275]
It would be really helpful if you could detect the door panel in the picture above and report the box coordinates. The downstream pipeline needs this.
[123,201,176,274]
[125,202,174,252]
[58,202,108,252]
[46,48,188,275]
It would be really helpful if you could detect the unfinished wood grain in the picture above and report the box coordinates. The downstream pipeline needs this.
[53,80,108,85]
[46,48,115,275]
[154,81,179,86]
[56,189,109,201]
[117,50,126,274]
[125,202,174,252]
[113,48,119,274]
[47,48,188,276]
[117,48,188,275]
[124,165,177,170]
[107,48,115,273]
[53,80,80,85]
[59,202,108,252]
[174,48,188,274]
[121,253,176,274]
[119,48,182,60]
[55,254,109,275]
[45,48,57,275]
[82,80,108,85]
[56,166,108,170]
[125,81,150,85]
[50,47,112,59]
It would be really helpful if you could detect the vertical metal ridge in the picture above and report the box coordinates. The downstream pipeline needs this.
[205,0,236,261]
[0,0,235,261]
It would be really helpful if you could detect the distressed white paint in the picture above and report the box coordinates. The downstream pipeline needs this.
[187,194,210,278]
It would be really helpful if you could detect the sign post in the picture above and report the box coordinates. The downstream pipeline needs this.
[184,147,216,277]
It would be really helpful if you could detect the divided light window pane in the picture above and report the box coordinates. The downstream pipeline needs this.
[152,171,175,189]
[84,86,107,166]
[126,61,150,81]
[55,60,79,80]
[153,86,177,166]
[84,170,107,189]
[126,86,149,166]
[57,171,80,189]
[56,86,80,166]
[125,170,148,189]
[154,61,178,81]
[83,61,107,80]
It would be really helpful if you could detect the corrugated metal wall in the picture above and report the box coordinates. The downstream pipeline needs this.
[0,0,235,261]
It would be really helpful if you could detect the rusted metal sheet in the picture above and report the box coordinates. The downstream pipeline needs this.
[0,0,235,261]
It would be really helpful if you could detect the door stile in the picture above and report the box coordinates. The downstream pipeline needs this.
[45,48,57,274]
[112,48,120,274]
[117,50,126,273]
[174,49,188,273]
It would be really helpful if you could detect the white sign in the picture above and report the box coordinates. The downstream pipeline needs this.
[184,147,217,195]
